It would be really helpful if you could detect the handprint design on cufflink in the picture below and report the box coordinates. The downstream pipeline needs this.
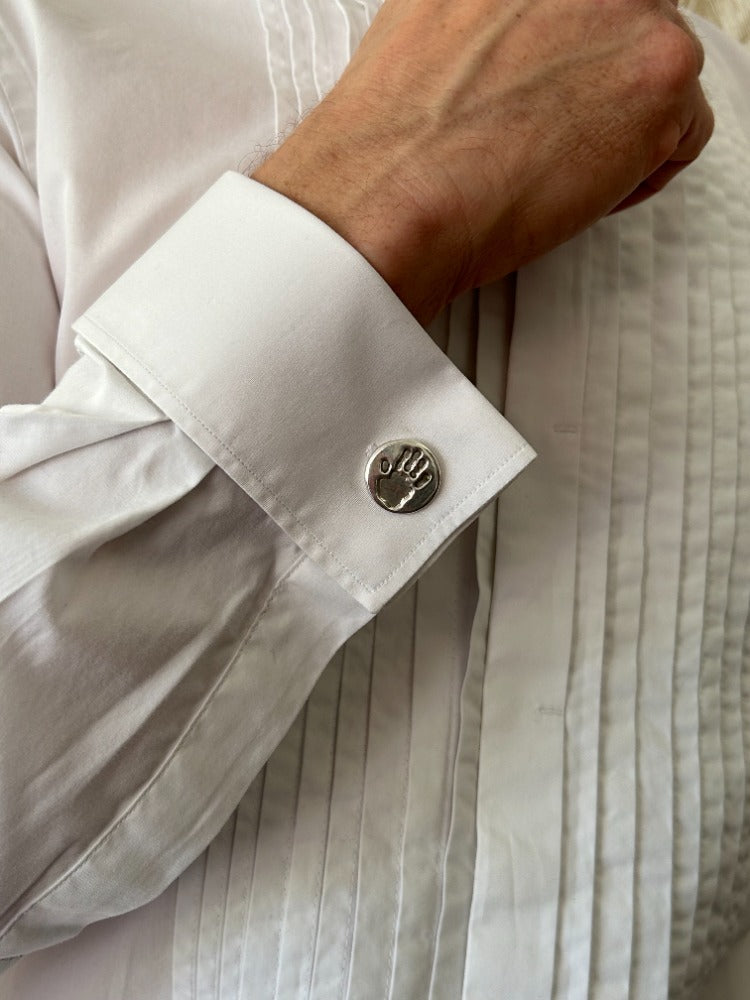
[366,441,440,513]
[376,447,433,511]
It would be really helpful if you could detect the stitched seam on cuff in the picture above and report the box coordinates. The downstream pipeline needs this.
[78,314,531,594]
[0,550,307,949]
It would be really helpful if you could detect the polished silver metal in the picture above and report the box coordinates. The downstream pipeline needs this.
[366,440,440,513]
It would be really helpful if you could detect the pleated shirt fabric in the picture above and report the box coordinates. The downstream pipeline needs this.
[2,2,750,999]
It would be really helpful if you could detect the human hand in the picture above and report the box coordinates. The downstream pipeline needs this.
[253,0,713,326]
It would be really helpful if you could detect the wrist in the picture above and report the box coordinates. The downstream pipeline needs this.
[251,100,457,326]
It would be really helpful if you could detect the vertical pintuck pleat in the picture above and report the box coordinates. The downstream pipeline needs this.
[552,222,620,1000]
[298,0,323,102]
[586,201,654,998]
[260,0,317,128]
[279,0,305,123]
[684,132,735,998]
[274,655,344,1000]
[237,710,306,997]
[387,561,461,1000]
[172,840,208,1000]
[667,157,713,998]
[629,183,689,1000]
[216,779,265,998]
[253,0,284,141]
[307,627,374,1000]
[724,77,750,952]
[428,501,493,1000]
[332,0,370,65]
[342,592,416,997]
[195,814,242,998]
[733,617,750,939]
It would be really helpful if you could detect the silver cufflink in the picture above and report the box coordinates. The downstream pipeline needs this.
[366,440,440,513]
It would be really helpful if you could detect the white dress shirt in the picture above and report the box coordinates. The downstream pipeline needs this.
[1,2,750,998]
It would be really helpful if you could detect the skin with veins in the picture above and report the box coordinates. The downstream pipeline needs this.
[254,0,714,326]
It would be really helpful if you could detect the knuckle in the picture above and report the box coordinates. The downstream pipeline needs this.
[652,23,703,93]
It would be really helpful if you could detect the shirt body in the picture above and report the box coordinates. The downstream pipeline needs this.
[1,3,750,999]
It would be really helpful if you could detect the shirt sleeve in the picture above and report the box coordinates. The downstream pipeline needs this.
[0,169,535,960]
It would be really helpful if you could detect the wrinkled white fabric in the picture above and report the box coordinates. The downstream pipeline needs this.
[1,2,750,998]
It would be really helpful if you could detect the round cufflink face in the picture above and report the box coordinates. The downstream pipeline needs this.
[366,440,440,513]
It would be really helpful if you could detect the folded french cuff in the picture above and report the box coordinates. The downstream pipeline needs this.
[73,171,535,613]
